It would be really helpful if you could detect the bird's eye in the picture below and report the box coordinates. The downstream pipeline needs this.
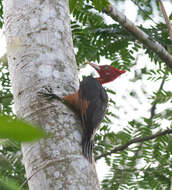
[104,66,110,70]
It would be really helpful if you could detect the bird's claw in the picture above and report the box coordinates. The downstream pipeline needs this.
[38,86,62,101]
[44,86,53,93]
[39,86,55,100]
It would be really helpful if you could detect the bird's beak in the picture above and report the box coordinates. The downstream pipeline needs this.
[86,62,100,71]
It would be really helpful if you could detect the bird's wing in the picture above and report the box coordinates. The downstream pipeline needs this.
[78,76,108,162]
[79,76,108,131]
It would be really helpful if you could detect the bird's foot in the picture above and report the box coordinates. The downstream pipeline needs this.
[38,86,62,101]
[39,87,79,115]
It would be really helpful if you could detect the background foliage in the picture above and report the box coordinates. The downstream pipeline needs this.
[0,0,172,189]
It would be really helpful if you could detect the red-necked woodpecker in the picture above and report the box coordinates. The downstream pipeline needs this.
[40,62,126,163]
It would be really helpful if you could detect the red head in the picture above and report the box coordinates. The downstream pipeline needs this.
[87,62,126,84]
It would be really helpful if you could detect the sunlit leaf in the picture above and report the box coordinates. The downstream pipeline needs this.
[0,115,48,142]
[0,177,23,190]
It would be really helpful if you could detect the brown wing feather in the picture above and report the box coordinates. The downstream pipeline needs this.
[63,91,80,111]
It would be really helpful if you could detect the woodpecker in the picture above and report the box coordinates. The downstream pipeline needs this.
[40,62,126,163]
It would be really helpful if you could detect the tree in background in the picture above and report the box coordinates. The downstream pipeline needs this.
[0,0,172,189]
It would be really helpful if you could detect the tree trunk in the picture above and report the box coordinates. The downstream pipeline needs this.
[3,0,100,189]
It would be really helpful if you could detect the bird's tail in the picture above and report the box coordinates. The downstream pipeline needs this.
[82,130,94,163]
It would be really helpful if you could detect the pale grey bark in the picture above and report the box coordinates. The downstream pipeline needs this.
[103,3,172,69]
[3,0,100,190]
[159,0,172,40]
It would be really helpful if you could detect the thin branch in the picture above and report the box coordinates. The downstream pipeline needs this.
[102,3,172,69]
[20,165,43,188]
[130,75,167,166]
[170,177,172,190]
[159,0,172,40]
[95,129,172,160]
[20,157,69,188]
[131,0,158,25]
[150,73,166,119]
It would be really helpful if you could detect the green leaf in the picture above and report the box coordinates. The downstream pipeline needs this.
[0,155,11,170]
[169,13,172,21]
[167,138,172,153]
[69,0,76,13]
[0,177,23,190]
[106,88,116,95]
[92,0,109,11]
[69,0,84,13]
[0,115,48,142]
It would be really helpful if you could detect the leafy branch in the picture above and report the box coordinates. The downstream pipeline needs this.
[96,73,167,161]
[150,73,166,119]
[130,0,158,25]
[0,93,13,101]
[96,128,172,160]
[102,3,172,69]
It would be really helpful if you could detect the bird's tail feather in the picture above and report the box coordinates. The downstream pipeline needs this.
[82,130,94,163]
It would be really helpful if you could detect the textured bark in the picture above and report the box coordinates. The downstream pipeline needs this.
[103,3,172,69]
[159,0,172,40]
[3,0,100,189]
